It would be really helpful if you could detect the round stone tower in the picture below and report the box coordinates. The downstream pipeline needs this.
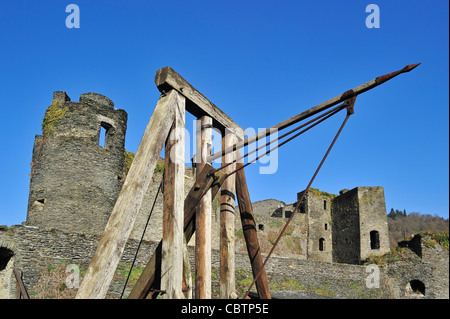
[26,91,127,234]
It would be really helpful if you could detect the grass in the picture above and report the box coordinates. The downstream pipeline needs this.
[123,150,164,176]
[29,259,85,299]
[421,231,449,250]
[123,151,135,175]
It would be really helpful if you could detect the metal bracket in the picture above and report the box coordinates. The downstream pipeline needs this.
[343,96,357,116]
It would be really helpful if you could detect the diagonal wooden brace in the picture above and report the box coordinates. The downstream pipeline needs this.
[235,153,271,299]
[75,90,181,299]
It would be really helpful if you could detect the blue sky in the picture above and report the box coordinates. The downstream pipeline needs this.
[0,0,448,226]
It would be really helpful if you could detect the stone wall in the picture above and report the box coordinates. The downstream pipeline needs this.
[331,187,390,264]
[357,187,390,260]
[298,190,333,262]
[332,188,361,264]
[1,226,447,299]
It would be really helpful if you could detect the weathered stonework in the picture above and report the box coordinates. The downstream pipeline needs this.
[241,187,390,265]
[1,226,447,299]
[332,187,390,264]
[298,189,333,262]
[27,92,127,235]
[0,91,447,299]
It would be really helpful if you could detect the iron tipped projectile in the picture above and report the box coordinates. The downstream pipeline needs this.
[375,63,421,85]
[208,63,421,162]
[339,63,422,101]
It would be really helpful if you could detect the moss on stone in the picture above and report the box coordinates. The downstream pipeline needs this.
[123,151,135,175]
[123,151,165,176]
[421,231,449,250]
[42,99,68,137]
[309,188,337,199]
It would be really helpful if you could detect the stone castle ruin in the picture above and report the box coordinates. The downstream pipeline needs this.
[27,91,391,265]
[0,91,448,299]
[235,186,391,265]
[27,92,127,234]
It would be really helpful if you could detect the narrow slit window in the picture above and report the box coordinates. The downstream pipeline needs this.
[323,200,327,210]
[370,230,380,250]
[99,125,107,147]
[99,122,112,148]
[319,238,325,251]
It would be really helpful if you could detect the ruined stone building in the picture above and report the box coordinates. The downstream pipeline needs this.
[25,91,391,266]
[0,91,447,299]
[238,186,390,265]
[27,92,128,234]
[26,91,195,241]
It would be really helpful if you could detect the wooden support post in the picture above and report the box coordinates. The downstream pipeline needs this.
[161,94,185,299]
[75,90,181,299]
[235,150,271,299]
[219,130,237,299]
[13,268,29,299]
[195,115,212,299]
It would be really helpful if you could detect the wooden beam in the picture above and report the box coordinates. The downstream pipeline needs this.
[155,66,244,139]
[208,98,343,163]
[219,132,237,299]
[208,64,421,163]
[195,115,212,299]
[13,268,29,299]
[128,163,226,299]
[235,150,271,299]
[75,90,180,299]
[161,94,185,299]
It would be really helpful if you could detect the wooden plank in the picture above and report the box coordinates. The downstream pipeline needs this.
[75,90,179,299]
[128,163,226,299]
[13,268,29,299]
[219,132,237,299]
[208,81,375,163]
[195,116,212,299]
[155,66,244,139]
[161,93,185,299]
[235,150,271,299]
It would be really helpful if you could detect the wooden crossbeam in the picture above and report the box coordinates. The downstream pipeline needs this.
[155,66,244,139]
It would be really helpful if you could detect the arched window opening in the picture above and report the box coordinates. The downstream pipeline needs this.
[406,280,425,297]
[0,247,14,271]
[319,238,325,251]
[370,230,380,250]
